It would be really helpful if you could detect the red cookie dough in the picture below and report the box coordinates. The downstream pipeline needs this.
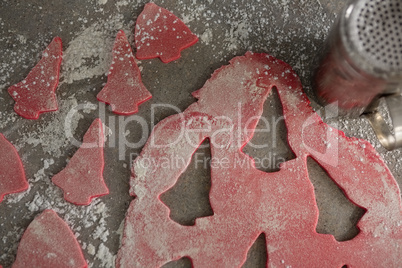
[0,134,28,203]
[97,30,152,115]
[117,53,402,267]
[135,3,198,63]
[12,209,87,268]
[7,37,62,120]
[52,118,109,206]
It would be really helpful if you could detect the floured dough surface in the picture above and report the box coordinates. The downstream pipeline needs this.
[117,52,402,267]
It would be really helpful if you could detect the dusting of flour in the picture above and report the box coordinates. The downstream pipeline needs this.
[61,14,133,84]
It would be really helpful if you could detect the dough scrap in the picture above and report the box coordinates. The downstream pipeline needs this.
[117,52,402,267]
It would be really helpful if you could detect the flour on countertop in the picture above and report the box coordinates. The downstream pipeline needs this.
[87,244,96,255]
[97,0,108,6]
[200,28,213,45]
[94,243,116,268]
[0,110,18,135]
[15,98,83,158]
[61,14,133,84]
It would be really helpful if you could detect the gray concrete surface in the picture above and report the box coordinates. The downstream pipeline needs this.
[0,0,400,267]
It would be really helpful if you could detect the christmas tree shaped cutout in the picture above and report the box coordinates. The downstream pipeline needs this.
[97,30,152,115]
[135,3,199,63]
[52,118,109,206]
[8,37,62,119]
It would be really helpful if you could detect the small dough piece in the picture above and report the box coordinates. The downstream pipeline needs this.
[7,37,62,120]
[135,3,198,63]
[0,133,28,203]
[97,30,152,115]
[52,118,109,206]
[12,209,87,268]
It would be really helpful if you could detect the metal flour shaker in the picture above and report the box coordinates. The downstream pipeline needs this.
[313,0,402,150]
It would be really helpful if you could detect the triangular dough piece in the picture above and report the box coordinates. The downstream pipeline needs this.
[135,3,198,63]
[97,30,152,115]
[52,118,109,205]
[7,37,62,119]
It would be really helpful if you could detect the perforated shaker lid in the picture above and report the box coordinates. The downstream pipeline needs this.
[348,0,402,74]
